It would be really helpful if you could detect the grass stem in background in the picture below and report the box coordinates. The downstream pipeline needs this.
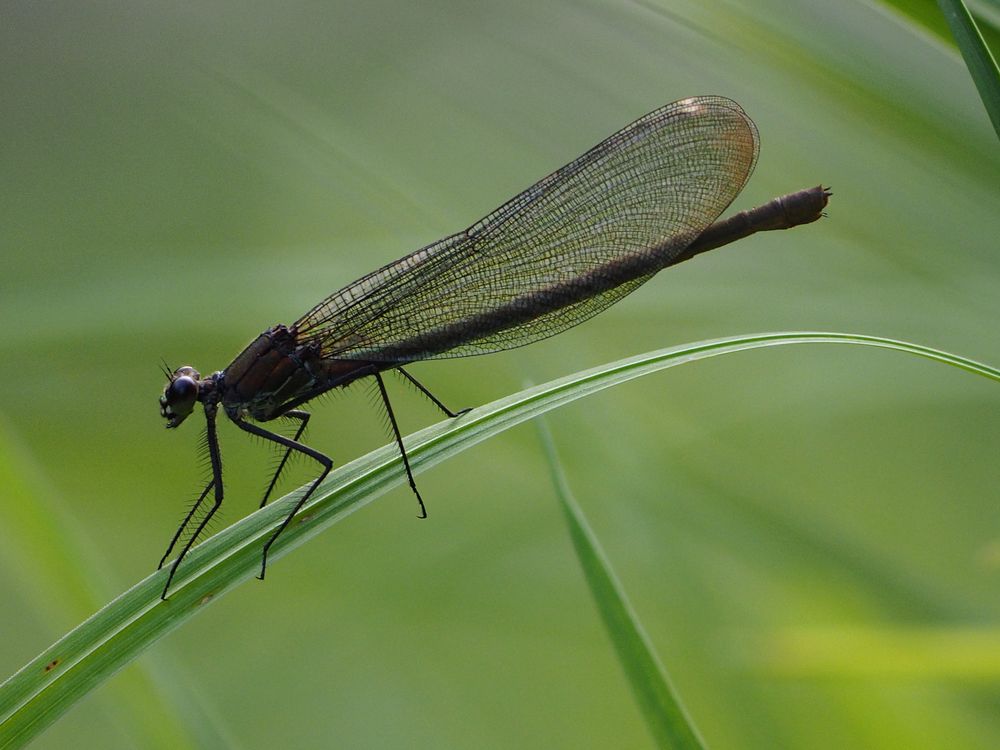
[535,417,706,750]
[938,0,1000,137]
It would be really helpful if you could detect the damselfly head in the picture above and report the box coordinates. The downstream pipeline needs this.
[160,366,201,428]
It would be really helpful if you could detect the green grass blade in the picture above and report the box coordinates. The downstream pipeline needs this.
[0,423,209,747]
[938,0,1000,136]
[1,332,998,748]
[535,417,705,750]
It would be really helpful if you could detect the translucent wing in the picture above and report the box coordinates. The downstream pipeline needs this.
[294,96,759,363]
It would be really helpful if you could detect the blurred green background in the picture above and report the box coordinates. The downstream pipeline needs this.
[2,0,999,747]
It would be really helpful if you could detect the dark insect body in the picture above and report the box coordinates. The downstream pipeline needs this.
[158,96,829,598]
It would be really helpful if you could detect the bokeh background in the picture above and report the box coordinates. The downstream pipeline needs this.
[2,0,999,747]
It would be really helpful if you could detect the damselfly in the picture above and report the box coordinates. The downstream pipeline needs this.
[158,96,829,598]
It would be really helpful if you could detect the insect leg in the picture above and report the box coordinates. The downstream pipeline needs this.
[161,406,224,600]
[231,417,333,581]
[395,366,470,418]
[258,410,311,509]
[158,478,214,569]
[374,371,428,518]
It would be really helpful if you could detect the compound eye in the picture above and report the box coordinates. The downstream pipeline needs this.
[161,374,200,427]
[168,376,198,403]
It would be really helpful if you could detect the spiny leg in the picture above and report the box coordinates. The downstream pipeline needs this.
[258,410,311,509]
[375,371,427,518]
[158,478,214,570]
[233,417,333,580]
[162,407,224,600]
[396,366,470,419]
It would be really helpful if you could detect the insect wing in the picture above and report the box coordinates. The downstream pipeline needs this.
[295,96,759,362]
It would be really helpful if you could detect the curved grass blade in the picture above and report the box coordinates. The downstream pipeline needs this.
[536,417,705,750]
[1,332,998,748]
[0,421,208,748]
[938,0,1000,137]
